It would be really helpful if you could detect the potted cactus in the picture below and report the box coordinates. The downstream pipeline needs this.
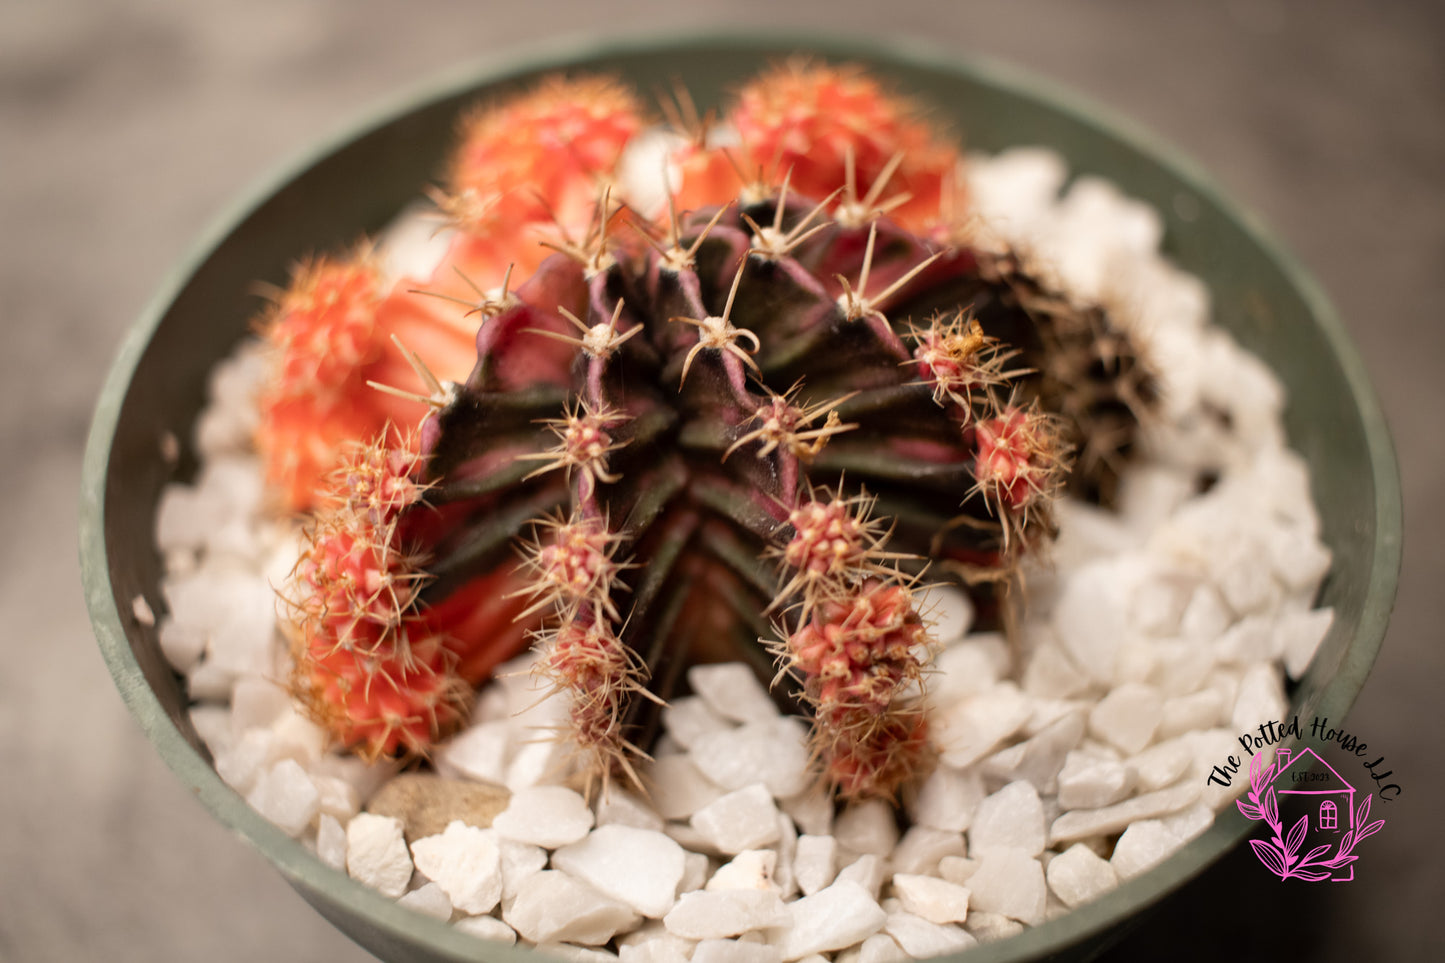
[81,36,1399,963]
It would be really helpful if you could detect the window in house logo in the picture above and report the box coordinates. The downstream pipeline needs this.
[1236,747,1385,882]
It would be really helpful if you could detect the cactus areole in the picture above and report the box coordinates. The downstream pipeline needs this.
[267,64,1153,800]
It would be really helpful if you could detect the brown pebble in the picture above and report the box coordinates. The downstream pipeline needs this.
[365,773,510,843]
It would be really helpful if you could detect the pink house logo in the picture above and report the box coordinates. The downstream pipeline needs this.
[1237,747,1385,881]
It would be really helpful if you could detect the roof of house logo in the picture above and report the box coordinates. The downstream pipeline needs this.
[1236,748,1383,882]
[1274,746,1354,794]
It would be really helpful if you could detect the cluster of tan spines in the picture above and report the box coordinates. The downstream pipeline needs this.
[284,434,468,760]
[769,491,936,798]
[509,328,657,793]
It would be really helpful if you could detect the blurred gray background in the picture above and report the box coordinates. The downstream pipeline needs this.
[4,1,1442,960]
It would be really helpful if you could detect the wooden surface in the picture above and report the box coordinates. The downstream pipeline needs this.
[4,2,1441,960]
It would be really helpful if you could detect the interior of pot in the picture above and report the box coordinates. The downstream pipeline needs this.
[80,32,1401,963]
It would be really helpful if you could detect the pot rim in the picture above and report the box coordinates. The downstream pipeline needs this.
[80,27,1403,963]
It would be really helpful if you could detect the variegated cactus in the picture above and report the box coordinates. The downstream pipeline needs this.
[263,62,1153,800]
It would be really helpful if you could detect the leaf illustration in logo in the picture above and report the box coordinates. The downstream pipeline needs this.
[1285,815,1308,859]
[1237,799,1262,820]
[1250,838,1288,878]
[1301,843,1332,865]
[1262,786,1279,828]
[1293,868,1333,882]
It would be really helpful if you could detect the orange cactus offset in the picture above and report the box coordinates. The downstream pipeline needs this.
[434,75,646,291]
[727,60,962,231]
[285,436,539,760]
[255,254,477,512]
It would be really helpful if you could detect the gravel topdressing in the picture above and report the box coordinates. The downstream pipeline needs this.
[150,144,1334,960]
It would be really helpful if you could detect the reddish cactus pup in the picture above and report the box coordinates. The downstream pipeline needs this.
[262,62,1153,800]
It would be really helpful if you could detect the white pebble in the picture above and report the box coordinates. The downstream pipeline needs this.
[1089,683,1164,754]
[437,721,510,785]
[1044,843,1118,908]
[1130,572,1194,638]
[645,755,726,820]
[397,882,453,921]
[245,759,319,838]
[597,788,665,833]
[346,813,413,899]
[552,825,687,918]
[505,738,572,792]
[707,850,779,893]
[498,837,548,901]
[690,717,812,798]
[793,835,839,896]
[663,696,734,748]
[1052,561,1131,682]
[935,683,1034,769]
[664,890,789,939]
[965,911,1025,943]
[692,939,782,963]
[965,849,1046,925]
[1180,585,1232,645]
[1158,690,1226,739]
[776,881,887,961]
[908,766,984,833]
[1215,541,1280,615]
[981,709,1085,794]
[409,821,502,915]
[938,856,979,886]
[1056,751,1136,810]
[504,871,639,945]
[1231,664,1286,734]
[306,774,359,822]
[1159,802,1216,842]
[316,814,347,871]
[835,855,886,899]
[269,709,327,767]
[158,618,207,673]
[228,677,291,735]
[493,786,594,848]
[1212,614,1278,666]
[1021,638,1090,699]
[691,785,782,855]
[969,781,1045,857]
[679,852,711,895]
[856,934,907,963]
[1129,738,1193,792]
[890,827,965,877]
[782,784,835,836]
[832,799,899,857]
[542,945,622,963]
[882,912,977,957]
[689,664,780,724]
[1049,779,1202,843]
[455,914,517,945]
[618,925,694,963]
[931,636,1009,700]
[1111,819,1187,879]
[1267,528,1332,593]
[891,874,971,924]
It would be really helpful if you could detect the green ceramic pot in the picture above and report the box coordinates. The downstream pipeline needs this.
[80,32,1402,963]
